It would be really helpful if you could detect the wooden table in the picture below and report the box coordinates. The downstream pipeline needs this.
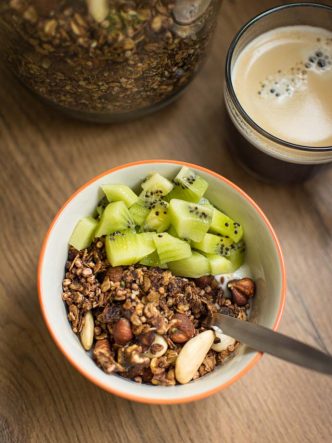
[1,1,332,442]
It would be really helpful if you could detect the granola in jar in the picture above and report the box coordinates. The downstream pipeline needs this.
[0,0,221,121]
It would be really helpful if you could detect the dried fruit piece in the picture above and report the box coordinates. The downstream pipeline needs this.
[80,311,94,350]
[175,330,214,384]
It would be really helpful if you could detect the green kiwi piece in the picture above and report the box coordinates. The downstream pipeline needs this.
[94,196,108,219]
[94,201,135,237]
[153,233,192,264]
[105,231,156,266]
[167,225,180,238]
[168,251,210,278]
[209,209,243,243]
[192,233,234,255]
[141,201,170,233]
[206,254,236,274]
[167,167,208,203]
[141,172,174,194]
[140,172,174,206]
[227,243,245,269]
[69,216,98,251]
[139,251,167,268]
[129,200,150,226]
[169,199,213,242]
[102,184,138,208]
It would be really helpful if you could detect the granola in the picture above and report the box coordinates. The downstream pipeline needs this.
[62,239,253,385]
[0,0,220,120]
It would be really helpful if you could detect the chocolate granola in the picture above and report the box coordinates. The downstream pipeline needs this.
[0,1,220,119]
[62,239,253,385]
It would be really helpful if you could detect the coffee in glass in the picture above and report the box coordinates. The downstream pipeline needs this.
[224,3,332,183]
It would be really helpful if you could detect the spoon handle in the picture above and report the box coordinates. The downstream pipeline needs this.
[211,313,332,375]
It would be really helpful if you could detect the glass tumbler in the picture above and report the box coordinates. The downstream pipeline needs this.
[224,3,332,184]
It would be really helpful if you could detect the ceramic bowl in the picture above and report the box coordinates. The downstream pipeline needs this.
[38,160,286,404]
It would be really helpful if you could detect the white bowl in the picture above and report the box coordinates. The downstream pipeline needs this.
[38,160,286,404]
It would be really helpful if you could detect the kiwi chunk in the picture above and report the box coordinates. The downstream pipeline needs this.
[140,172,174,206]
[105,231,155,266]
[129,200,150,226]
[95,196,108,219]
[153,233,192,264]
[169,199,213,242]
[167,167,208,203]
[206,254,235,274]
[102,184,138,208]
[141,172,174,194]
[209,209,243,243]
[167,225,180,238]
[69,216,98,251]
[227,243,245,269]
[192,233,234,255]
[94,201,134,237]
[168,251,210,278]
[139,251,167,268]
[141,201,170,233]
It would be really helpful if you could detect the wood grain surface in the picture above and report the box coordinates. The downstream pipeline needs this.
[1,1,332,442]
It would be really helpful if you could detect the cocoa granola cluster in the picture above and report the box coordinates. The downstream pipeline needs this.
[62,239,255,385]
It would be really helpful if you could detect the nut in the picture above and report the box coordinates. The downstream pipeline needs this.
[137,331,155,348]
[211,330,236,352]
[93,339,124,374]
[228,278,255,306]
[146,334,168,358]
[169,313,195,343]
[80,311,94,350]
[87,0,109,23]
[113,318,133,345]
[175,330,214,384]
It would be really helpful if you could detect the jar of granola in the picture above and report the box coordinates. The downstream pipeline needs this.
[0,1,221,122]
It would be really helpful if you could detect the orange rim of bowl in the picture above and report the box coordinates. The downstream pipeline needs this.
[38,160,286,404]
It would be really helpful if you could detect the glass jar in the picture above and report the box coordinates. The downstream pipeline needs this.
[0,1,221,122]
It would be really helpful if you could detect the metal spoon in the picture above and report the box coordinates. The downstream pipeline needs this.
[210,313,332,375]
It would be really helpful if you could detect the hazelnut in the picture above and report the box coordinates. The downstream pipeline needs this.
[227,278,256,306]
[169,314,195,343]
[113,318,133,345]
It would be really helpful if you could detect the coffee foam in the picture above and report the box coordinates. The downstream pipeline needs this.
[232,27,332,147]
